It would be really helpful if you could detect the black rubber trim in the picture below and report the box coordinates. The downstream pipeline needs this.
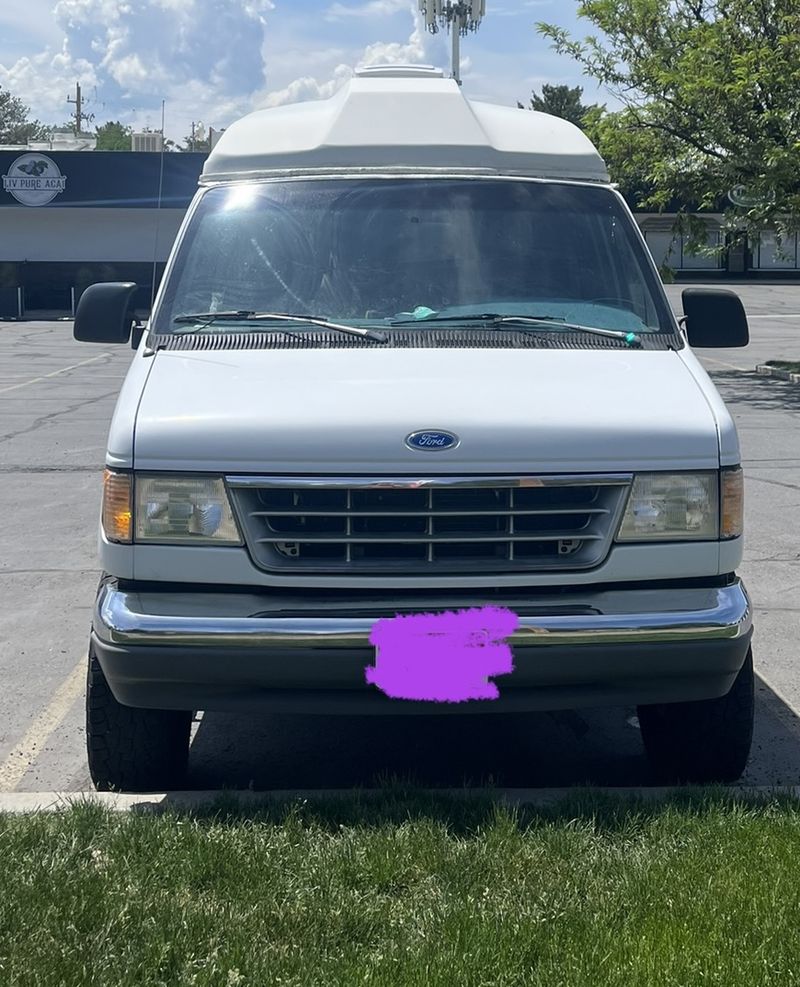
[149,327,682,353]
[113,573,739,601]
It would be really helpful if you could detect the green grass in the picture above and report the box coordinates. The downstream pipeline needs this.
[766,360,800,372]
[2,789,800,986]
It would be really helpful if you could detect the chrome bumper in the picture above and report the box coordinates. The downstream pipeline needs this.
[95,580,752,651]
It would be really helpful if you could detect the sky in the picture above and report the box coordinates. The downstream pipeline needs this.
[0,0,610,144]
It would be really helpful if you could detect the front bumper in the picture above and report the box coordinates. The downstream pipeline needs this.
[92,579,753,714]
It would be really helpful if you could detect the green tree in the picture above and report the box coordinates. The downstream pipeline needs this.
[95,120,132,151]
[538,0,800,248]
[178,131,211,153]
[0,86,48,144]
[518,83,600,130]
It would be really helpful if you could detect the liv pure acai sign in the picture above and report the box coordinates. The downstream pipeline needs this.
[2,154,66,206]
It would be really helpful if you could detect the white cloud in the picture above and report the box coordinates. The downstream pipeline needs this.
[0,0,593,145]
[0,48,99,123]
[259,63,353,108]
[0,0,273,137]
[258,3,447,111]
[326,0,407,18]
[357,13,429,66]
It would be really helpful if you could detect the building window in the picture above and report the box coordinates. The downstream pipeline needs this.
[644,231,679,271]
[644,228,722,271]
[680,229,723,270]
[756,232,798,270]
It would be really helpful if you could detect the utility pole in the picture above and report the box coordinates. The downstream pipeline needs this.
[67,81,94,135]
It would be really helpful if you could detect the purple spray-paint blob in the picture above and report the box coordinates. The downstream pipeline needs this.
[365,606,519,703]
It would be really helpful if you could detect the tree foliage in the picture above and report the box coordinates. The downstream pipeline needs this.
[178,133,211,153]
[518,84,601,130]
[95,120,132,151]
[539,0,800,245]
[0,86,48,145]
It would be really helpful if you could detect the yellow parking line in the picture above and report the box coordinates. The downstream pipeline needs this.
[701,356,750,371]
[0,354,109,395]
[0,660,85,792]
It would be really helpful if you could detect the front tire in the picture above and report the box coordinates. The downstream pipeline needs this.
[86,646,192,792]
[637,648,754,784]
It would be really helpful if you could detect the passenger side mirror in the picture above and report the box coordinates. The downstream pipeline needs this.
[681,288,749,348]
[74,282,138,344]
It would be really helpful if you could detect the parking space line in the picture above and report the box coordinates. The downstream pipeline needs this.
[0,354,110,395]
[0,660,85,792]
[701,356,750,371]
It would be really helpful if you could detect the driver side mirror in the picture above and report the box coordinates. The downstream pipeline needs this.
[74,282,138,344]
[681,288,749,348]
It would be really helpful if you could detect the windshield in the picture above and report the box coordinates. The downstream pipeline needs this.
[153,179,674,335]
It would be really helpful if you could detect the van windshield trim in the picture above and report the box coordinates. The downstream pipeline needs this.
[152,177,677,339]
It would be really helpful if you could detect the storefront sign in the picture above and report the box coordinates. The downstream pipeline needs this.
[728,185,775,209]
[2,153,67,206]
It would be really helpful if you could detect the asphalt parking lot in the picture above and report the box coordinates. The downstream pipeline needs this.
[2,284,800,792]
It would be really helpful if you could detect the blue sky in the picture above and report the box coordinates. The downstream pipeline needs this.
[0,1,610,143]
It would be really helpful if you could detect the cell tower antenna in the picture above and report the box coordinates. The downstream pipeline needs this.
[418,1,486,85]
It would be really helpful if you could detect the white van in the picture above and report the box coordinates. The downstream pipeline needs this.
[74,66,753,791]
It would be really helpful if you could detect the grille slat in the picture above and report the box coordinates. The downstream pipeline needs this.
[254,532,606,544]
[230,475,631,576]
[248,507,611,518]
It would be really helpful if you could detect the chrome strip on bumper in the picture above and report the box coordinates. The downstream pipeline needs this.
[95,580,752,651]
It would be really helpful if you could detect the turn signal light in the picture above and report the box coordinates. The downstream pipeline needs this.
[102,469,133,543]
[721,467,744,540]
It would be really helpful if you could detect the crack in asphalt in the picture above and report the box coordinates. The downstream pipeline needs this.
[0,466,101,473]
[748,475,800,493]
[0,389,118,445]
[0,569,100,575]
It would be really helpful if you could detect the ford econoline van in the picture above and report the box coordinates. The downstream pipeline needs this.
[74,66,753,791]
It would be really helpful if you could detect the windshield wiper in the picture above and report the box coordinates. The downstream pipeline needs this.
[172,311,388,343]
[390,312,642,347]
[492,316,642,348]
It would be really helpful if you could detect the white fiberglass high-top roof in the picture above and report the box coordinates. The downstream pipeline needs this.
[202,65,610,184]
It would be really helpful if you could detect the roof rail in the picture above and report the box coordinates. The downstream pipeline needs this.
[354,64,445,79]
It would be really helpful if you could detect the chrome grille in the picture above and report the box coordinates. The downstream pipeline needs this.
[228,476,631,575]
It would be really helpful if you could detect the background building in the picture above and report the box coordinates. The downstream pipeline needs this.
[638,213,800,279]
[0,149,206,317]
[1,145,796,319]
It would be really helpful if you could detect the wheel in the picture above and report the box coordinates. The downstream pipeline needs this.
[86,646,192,792]
[637,648,754,784]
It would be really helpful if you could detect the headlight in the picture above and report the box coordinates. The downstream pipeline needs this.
[617,472,719,542]
[134,474,241,544]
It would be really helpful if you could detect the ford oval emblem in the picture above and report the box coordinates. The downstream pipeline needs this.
[405,430,460,452]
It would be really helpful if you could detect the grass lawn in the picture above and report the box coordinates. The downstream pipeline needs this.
[2,789,800,986]
[766,360,800,373]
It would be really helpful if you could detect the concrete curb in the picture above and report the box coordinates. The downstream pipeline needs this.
[756,364,800,383]
[1,787,799,814]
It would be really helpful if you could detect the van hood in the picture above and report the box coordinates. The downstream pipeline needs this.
[129,347,725,474]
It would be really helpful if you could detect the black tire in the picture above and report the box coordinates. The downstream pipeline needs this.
[86,646,192,792]
[637,648,754,784]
